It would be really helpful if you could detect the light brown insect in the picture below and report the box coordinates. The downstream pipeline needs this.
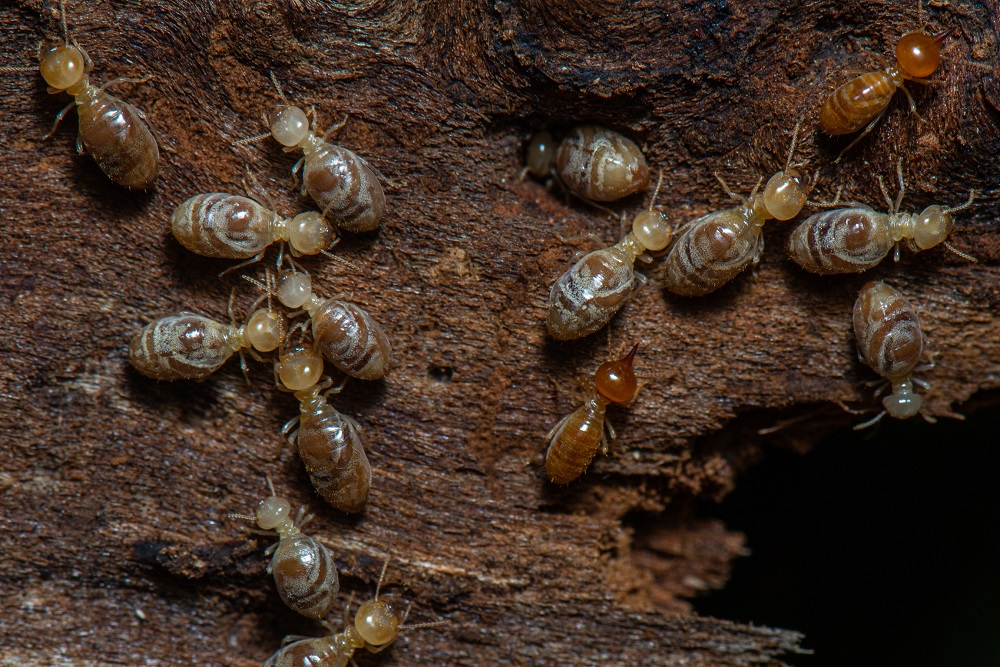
[853,281,933,429]
[171,193,335,262]
[547,174,672,340]
[521,130,557,180]
[819,20,955,157]
[787,161,976,274]
[128,298,286,381]
[235,75,385,233]
[229,481,339,620]
[7,2,160,188]
[555,125,650,202]
[262,557,443,667]
[663,120,811,296]
[276,345,371,513]
[545,344,639,484]
[265,268,392,381]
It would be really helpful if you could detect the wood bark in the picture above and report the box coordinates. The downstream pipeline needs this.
[1,0,998,665]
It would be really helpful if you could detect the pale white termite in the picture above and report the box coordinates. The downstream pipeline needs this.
[547,173,671,340]
[229,480,340,620]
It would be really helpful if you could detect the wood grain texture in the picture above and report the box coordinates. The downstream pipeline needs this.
[1,0,999,665]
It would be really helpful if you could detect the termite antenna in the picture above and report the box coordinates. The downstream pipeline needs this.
[648,169,665,210]
[270,71,291,107]
[374,555,390,600]
[784,115,805,172]
[853,410,887,430]
[943,242,977,263]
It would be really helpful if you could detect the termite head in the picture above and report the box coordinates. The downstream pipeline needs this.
[275,345,324,391]
[883,380,922,419]
[911,205,953,250]
[524,130,556,178]
[245,308,286,352]
[594,343,639,404]
[270,105,310,147]
[287,212,335,256]
[356,595,405,649]
[39,43,85,92]
[277,271,312,309]
[255,495,292,530]
[896,28,955,79]
[762,168,808,221]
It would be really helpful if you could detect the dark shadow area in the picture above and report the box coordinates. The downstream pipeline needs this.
[695,406,1000,666]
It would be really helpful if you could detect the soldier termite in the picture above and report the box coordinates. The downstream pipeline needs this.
[229,480,340,620]
[128,287,286,381]
[853,281,934,429]
[663,120,812,296]
[555,125,650,202]
[3,1,160,188]
[545,343,640,484]
[787,160,976,274]
[275,344,371,514]
[819,8,956,159]
[234,74,385,233]
[255,266,393,381]
[262,557,444,667]
[547,173,671,340]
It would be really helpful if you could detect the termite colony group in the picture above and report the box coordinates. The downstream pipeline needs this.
[5,2,443,663]
[527,6,981,484]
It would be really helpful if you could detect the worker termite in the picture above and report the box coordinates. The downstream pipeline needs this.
[128,289,286,381]
[556,125,650,202]
[5,1,160,188]
[853,281,934,429]
[171,192,336,263]
[262,557,444,667]
[275,344,371,514]
[819,13,956,158]
[234,74,385,233]
[521,130,557,180]
[229,480,340,620]
[259,267,392,381]
[663,120,812,296]
[547,173,671,340]
[787,161,976,274]
[545,343,640,484]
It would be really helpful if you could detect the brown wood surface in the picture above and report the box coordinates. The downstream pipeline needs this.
[1,0,998,665]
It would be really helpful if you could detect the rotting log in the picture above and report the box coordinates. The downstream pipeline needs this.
[1,0,998,665]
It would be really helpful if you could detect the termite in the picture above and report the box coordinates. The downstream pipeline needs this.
[275,344,371,514]
[547,173,671,340]
[663,120,811,296]
[521,130,557,180]
[545,343,639,484]
[262,557,443,667]
[819,11,956,158]
[258,266,392,381]
[235,74,385,233]
[3,1,159,188]
[556,125,650,202]
[229,480,340,620]
[128,288,286,381]
[852,281,934,429]
[787,161,976,274]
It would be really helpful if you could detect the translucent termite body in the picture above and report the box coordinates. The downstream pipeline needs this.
[128,308,285,381]
[545,344,639,484]
[231,487,340,620]
[556,125,650,202]
[787,162,975,274]
[547,174,671,340]
[172,193,335,259]
[25,4,159,188]
[819,25,955,152]
[663,121,810,296]
[262,558,440,667]
[276,346,371,514]
[276,271,392,380]
[853,281,931,429]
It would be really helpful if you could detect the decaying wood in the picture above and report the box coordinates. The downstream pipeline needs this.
[1,0,998,665]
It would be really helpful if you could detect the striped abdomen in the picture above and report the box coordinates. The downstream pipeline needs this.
[77,92,159,189]
[270,534,339,620]
[663,208,758,296]
[545,398,608,484]
[298,406,371,513]
[128,313,236,381]
[304,142,385,233]
[555,125,649,202]
[263,635,353,667]
[312,301,392,380]
[787,208,893,274]
[819,70,897,135]
[546,247,635,340]
[853,281,923,382]
[171,194,275,259]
